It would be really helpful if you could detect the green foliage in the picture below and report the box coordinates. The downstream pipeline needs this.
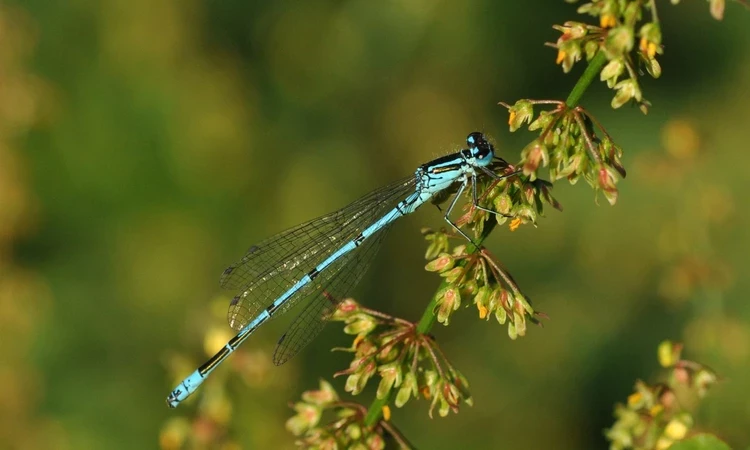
[669,435,732,450]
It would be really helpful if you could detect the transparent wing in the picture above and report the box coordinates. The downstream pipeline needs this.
[272,221,392,365]
[224,175,417,331]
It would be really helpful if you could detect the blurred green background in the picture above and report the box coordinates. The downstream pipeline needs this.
[2,0,749,448]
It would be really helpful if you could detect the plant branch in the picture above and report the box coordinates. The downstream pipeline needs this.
[380,418,416,449]
[565,51,607,108]
[649,0,660,24]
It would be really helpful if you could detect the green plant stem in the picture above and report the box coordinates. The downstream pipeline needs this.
[364,50,607,431]
[415,222,497,334]
[363,392,389,429]
[565,51,607,108]
[648,0,660,24]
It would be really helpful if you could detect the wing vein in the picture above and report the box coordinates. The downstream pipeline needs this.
[224,175,416,331]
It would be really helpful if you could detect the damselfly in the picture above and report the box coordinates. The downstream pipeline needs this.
[167,132,514,407]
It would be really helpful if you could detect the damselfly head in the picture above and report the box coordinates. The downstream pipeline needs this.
[466,131,487,147]
[466,132,494,164]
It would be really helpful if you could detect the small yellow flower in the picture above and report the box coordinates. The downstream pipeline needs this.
[478,304,489,319]
[509,217,522,231]
[664,419,688,440]
[639,36,648,52]
[556,49,566,65]
[600,14,616,28]
[639,37,658,58]
[649,404,664,416]
[627,391,642,407]
[655,437,674,450]
[382,405,391,421]
[508,110,517,125]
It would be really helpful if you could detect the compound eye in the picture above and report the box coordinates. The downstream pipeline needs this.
[466,131,485,147]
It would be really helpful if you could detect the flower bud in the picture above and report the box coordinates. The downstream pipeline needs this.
[605,26,634,58]
[521,140,549,178]
[507,100,534,132]
[655,438,673,450]
[376,362,402,399]
[343,314,377,336]
[598,166,620,205]
[528,111,554,132]
[513,311,526,337]
[709,0,725,20]
[493,193,512,216]
[622,2,641,25]
[461,279,478,297]
[663,417,689,440]
[301,379,339,405]
[436,394,451,418]
[516,205,538,224]
[452,244,467,257]
[425,253,455,272]
[332,298,360,320]
[395,371,418,407]
[443,381,461,408]
[474,286,492,320]
[556,40,582,73]
[285,402,321,435]
[435,287,461,325]
[657,340,681,367]
[423,369,438,393]
[584,40,600,60]
[377,342,400,363]
[659,389,677,410]
[344,373,362,394]
[346,423,362,440]
[423,229,451,259]
[611,79,640,109]
[507,321,518,340]
[366,433,386,450]
[495,305,507,325]
[515,294,535,315]
[344,360,376,395]
[440,267,464,284]
[600,58,624,88]
[693,369,718,397]
[645,56,661,79]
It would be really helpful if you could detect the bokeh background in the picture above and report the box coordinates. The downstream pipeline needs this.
[2,0,749,448]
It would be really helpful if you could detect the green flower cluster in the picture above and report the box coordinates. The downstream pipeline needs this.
[554,0,664,112]
[330,299,473,418]
[503,100,626,205]
[423,230,539,339]
[444,168,563,238]
[286,380,387,450]
[557,0,741,112]
[606,341,719,450]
